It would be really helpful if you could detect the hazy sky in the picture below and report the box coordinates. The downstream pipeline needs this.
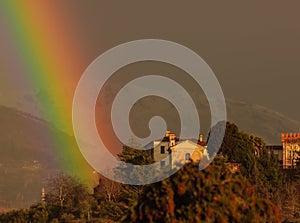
[1,1,300,122]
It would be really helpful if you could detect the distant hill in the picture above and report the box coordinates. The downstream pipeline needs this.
[226,99,300,144]
[0,106,93,211]
[114,92,300,145]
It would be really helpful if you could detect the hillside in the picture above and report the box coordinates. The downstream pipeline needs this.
[121,93,300,145]
[226,99,300,144]
[0,106,92,211]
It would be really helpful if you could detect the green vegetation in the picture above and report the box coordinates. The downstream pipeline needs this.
[122,156,280,223]
[0,173,97,223]
[2,122,300,222]
[216,122,282,203]
[93,145,154,221]
[0,204,48,223]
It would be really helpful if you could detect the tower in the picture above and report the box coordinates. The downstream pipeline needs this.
[41,187,46,206]
[282,132,300,168]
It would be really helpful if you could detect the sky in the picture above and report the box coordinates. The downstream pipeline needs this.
[0,0,300,128]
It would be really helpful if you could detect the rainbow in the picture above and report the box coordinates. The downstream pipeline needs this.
[0,2,94,185]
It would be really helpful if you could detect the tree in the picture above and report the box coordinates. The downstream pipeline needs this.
[210,122,282,203]
[28,203,48,223]
[45,172,94,221]
[122,155,281,223]
[255,148,282,201]
[0,173,100,222]
[93,144,154,221]
[0,209,29,223]
[94,175,121,203]
[0,204,48,223]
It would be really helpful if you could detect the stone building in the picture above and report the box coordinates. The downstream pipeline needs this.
[267,133,300,168]
[153,130,209,169]
[281,133,300,168]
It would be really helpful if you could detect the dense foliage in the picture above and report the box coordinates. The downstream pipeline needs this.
[93,145,154,221]
[215,122,282,202]
[0,204,48,223]
[122,156,281,223]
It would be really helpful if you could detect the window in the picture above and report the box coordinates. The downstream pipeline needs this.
[161,160,165,167]
[160,146,165,154]
[185,153,191,160]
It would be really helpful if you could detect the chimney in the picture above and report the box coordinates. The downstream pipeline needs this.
[169,133,176,146]
[199,134,203,142]
[165,130,170,137]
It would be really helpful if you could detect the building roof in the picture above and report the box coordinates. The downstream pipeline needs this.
[154,137,207,146]
[153,130,207,148]
[160,136,180,142]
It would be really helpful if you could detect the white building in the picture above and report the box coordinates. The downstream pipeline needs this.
[153,130,209,169]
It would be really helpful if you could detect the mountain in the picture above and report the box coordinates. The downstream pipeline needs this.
[226,99,300,144]
[116,92,300,145]
[0,106,93,211]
